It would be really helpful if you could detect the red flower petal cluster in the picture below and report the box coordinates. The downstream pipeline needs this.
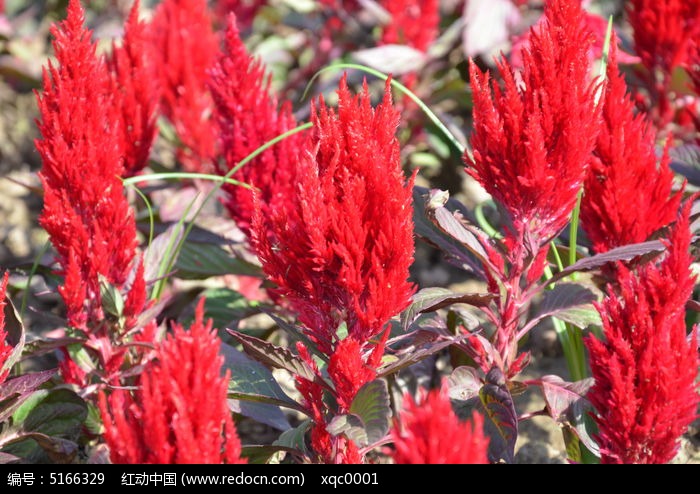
[253,76,414,463]
[380,0,439,53]
[0,272,12,385]
[628,0,700,82]
[99,300,245,464]
[148,0,220,171]
[466,0,599,252]
[627,0,700,127]
[580,41,681,254]
[586,202,699,464]
[390,385,489,464]
[108,0,159,176]
[252,76,415,356]
[36,0,144,330]
[209,17,306,236]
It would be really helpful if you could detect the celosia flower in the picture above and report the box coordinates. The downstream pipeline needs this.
[209,16,306,236]
[252,75,415,356]
[36,0,145,330]
[380,0,439,53]
[108,0,159,176]
[148,0,220,171]
[586,202,699,464]
[99,300,245,464]
[580,41,681,254]
[628,0,700,83]
[627,0,700,127]
[466,0,599,254]
[390,385,489,464]
[253,76,414,463]
[0,272,12,385]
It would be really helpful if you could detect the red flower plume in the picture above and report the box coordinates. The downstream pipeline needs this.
[580,40,681,254]
[108,0,159,176]
[586,202,699,464]
[148,0,220,171]
[36,0,144,330]
[466,0,599,252]
[252,75,415,356]
[209,16,306,236]
[390,385,489,464]
[99,299,245,464]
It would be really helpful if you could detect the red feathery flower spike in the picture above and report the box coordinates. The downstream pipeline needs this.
[586,201,699,464]
[99,299,245,464]
[466,0,599,254]
[390,385,489,464]
[252,75,415,356]
[108,0,159,176]
[380,0,439,53]
[580,40,681,254]
[627,0,700,127]
[36,0,144,330]
[148,0,220,171]
[209,16,306,236]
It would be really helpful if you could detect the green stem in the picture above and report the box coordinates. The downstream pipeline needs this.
[146,122,313,300]
[304,63,468,158]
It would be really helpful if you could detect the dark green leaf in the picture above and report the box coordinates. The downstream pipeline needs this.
[401,287,494,331]
[221,343,294,430]
[11,389,87,438]
[479,367,518,463]
[99,275,124,319]
[327,380,391,447]
[3,389,87,463]
[272,420,311,456]
[241,445,302,464]
[176,242,261,279]
[196,288,263,329]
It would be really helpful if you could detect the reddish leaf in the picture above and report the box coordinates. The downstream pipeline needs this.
[479,366,518,463]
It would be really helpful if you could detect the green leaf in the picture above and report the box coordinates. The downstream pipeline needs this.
[327,380,391,447]
[401,287,493,332]
[175,241,261,279]
[195,288,263,330]
[241,445,302,464]
[228,331,318,382]
[3,389,87,463]
[221,343,294,431]
[99,275,124,319]
[11,389,87,437]
[272,420,311,456]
